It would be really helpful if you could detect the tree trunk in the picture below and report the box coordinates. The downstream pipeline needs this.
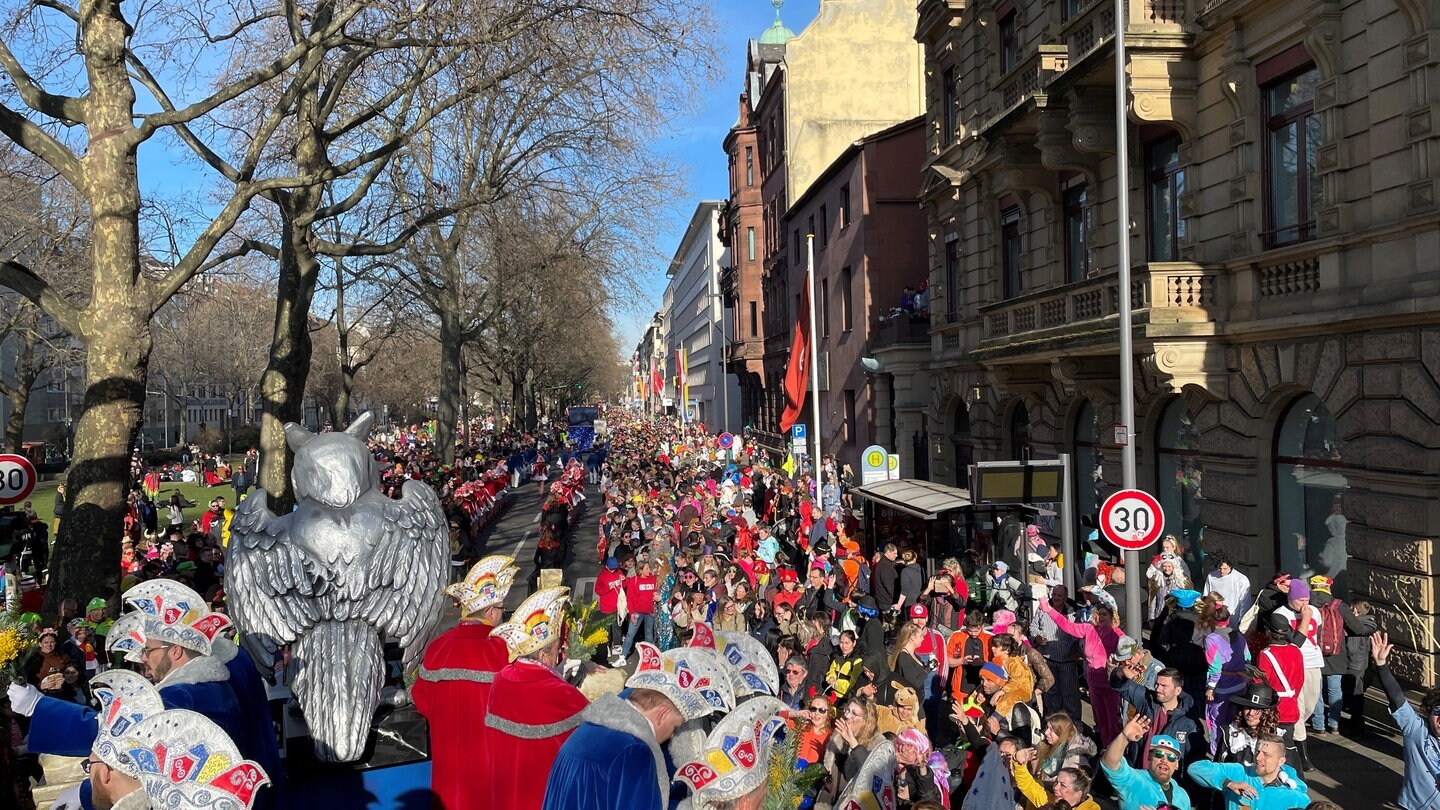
[0,331,40,453]
[435,307,462,465]
[257,196,322,512]
[333,376,352,431]
[45,0,145,613]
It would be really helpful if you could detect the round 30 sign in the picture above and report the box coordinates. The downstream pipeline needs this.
[0,454,38,506]
[1099,488,1165,551]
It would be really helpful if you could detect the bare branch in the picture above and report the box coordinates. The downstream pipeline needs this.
[0,259,84,338]
[0,102,83,186]
[0,40,85,124]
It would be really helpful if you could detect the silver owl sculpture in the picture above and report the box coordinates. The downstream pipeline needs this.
[227,412,448,762]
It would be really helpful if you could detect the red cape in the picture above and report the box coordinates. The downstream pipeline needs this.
[414,622,510,810]
[480,659,589,810]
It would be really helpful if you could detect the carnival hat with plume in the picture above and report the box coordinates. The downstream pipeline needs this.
[627,643,736,721]
[123,579,232,656]
[445,554,519,617]
[492,586,570,660]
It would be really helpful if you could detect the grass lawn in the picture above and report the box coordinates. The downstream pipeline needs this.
[20,478,239,527]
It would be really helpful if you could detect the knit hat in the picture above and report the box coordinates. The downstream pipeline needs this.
[1288,579,1311,600]
[991,609,1016,635]
[980,662,1009,683]
[992,561,1009,574]
[87,597,108,612]
[1308,575,1333,594]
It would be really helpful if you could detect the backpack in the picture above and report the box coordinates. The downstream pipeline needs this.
[1317,598,1344,657]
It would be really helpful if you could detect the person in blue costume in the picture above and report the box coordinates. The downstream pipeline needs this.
[8,579,279,810]
[543,644,736,810]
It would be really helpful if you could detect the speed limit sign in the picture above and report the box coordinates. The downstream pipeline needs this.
[0,454,38,506]
[1100,488,1165,551]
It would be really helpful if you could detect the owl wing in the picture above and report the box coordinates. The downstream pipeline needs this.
[227,491,319,653]
[360,479,448,672]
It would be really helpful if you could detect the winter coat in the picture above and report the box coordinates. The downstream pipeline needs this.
[898,564,925,607]
[1345,611,1378,674]
[1109,669,1203,767]
[873,556,901,607]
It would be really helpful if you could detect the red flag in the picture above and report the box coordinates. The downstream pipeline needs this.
[779,275,811,433]
[651,356,664,397]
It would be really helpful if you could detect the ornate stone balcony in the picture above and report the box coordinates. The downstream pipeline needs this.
[974,262,1223,357]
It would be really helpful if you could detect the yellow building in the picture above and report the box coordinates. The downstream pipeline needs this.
[917,0,1440,680]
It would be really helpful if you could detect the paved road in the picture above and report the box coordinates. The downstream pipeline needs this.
[463,485,1407,808]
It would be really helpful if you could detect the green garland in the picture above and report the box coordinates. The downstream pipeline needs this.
[761,721,828,810]
[565,598,612,662]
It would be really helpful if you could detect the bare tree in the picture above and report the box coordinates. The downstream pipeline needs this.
[0,151,87,452]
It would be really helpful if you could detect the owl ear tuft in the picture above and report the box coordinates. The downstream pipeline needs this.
[345,412,374,438]
[284,422,315,450]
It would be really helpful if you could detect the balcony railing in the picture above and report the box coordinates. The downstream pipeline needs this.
[979,263,1222,342]
[871,315,932,349]
[1058,0,1115,68]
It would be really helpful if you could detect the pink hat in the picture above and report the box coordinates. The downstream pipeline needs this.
[992,609,1017,634]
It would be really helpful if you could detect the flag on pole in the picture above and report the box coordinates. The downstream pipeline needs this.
[651,356,664,399]
[781,453,796,478]
[779,274,812,433]
[677,347,689,411]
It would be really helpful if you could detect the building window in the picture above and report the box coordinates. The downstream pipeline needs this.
[747,227,756,262]
[1156,397,1204,573]
[821,277,831,337]
[945,237,960,321]
[1001,207,1022,299]
[1147,134,1186,261]
[1274,392,1350,596]
[1263,65,1322,248]
[794,229,802,259]
[820,205,828,248]
[840,185,851,229]
[999,10,1019,73]
[1061,0,1083,21]
[749,301,758,338]
[942,66,958,145]
[1062,183,1090,283]
[807,215,815,244]
[745,146,754,187]
[841,266,854,331]
[844,389,857,443]
[950,402,974,489]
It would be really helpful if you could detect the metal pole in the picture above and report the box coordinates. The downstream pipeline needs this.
[1114,0,1143,638]
[806,234,823,513]
[709,239,730,436]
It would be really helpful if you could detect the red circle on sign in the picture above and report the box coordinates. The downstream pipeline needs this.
[718,433,735,449]
[0,454,38,506]
[1099,489,1166,551]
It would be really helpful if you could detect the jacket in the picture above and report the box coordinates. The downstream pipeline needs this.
[872,556,900,606]
[1344,611,1378,674]
[1109,669,1202,767]
[1012,759,1102,810]
[1380,663,1440,809]
[1189,761,1310,810]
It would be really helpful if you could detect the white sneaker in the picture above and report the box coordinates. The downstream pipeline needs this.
[610,653,628,667]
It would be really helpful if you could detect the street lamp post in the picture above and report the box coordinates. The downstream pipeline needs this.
[1114,0,1143,637]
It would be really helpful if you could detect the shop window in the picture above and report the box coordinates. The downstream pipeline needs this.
[1156,398,1204,572]
[1275,393,1350,596]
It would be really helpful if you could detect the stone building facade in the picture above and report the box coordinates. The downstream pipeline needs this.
[916,0,1440,680]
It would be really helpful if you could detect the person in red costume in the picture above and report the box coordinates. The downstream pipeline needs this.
[414,554,518,810]
[481,586,590,810]
[596,556,627,666]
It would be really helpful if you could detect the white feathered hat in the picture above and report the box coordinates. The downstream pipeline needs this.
[713,630,780,698]
[123,579,232,656]
[123,709,271,810]
[836,740,898,810]
[675,696,786,809]
[105,610,150,663]
[445,554,519,617]
[491,586,569,660]
[91,670,166,777]
[626,643,735,722]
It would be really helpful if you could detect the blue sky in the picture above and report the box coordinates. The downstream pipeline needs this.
[615,0,821,353]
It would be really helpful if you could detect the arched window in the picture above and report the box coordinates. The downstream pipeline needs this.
[1156,398,1204,572]
[1275,394,1349,596]
[1073,400,1103,551]
[951,402,974,489]
[1009,401,1032,461]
